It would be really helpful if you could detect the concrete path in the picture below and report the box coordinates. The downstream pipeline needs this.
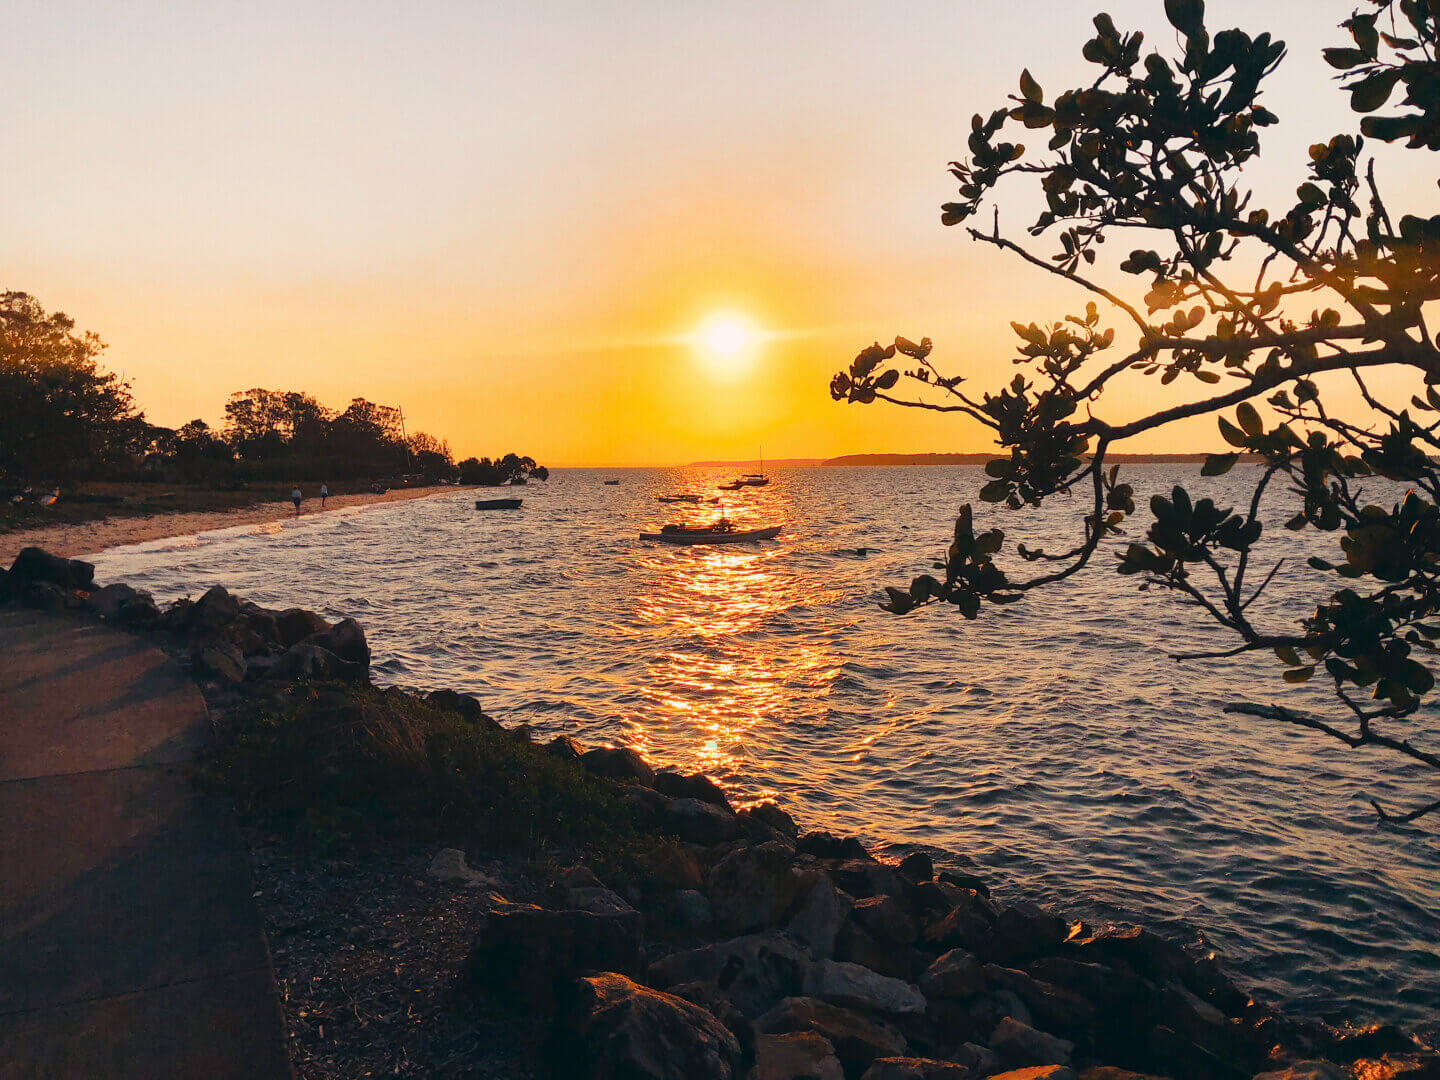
[0,608,292,1079]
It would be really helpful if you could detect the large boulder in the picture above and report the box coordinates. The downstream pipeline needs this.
[309,617,371,669]
[754,1031,844,1080]
[756,997,907,1077]
[982,903,1069,964]
[747,802,799,839]
[852,895,919,946]
[9,547,94,590]
[991,1017,1073,1067]
[465,900,643,1009]
[834,920,927,982]
[647,932,809,1019]
[191,584,240,630]
[787,874,852,960]
[802,959,926,1016]
[653,769,731,809]
[192,640,246,684]
[984,965,1097,1037]
[664,798,742,845]
[276,607,329,647]
[85,582,143,620]
[923,892,996,952]
[19,580,77,610]
[919,950,984,1001]
[272,643,366,683]
[898,852,935,882]
[557,972,744,1080]
[582,746,656,786]
[707,842,818,935]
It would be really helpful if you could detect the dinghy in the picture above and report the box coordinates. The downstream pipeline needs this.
[639,522,782,545]
[475,498,522,510]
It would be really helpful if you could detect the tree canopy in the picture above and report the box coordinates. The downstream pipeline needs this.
[831,0,1440,820]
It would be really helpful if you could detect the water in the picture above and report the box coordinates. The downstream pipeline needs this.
[89,465,1440,1034]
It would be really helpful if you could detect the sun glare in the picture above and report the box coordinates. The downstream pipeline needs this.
[693,312,761,376]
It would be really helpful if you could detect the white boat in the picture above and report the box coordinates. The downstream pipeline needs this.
[639,524,782,545]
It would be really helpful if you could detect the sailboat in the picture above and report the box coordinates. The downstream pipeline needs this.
[739,449,769,487]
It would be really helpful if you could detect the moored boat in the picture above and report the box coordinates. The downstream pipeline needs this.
[657,493,702,503]
[604,479,620,485]
[475,498,523,510]
[639,522,782,545]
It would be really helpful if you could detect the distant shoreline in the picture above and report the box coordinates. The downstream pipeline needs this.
[686,452,1247,468]
[0,486,456,564]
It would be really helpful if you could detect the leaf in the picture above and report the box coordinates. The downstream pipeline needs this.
[874,369,899,390]
[1283,666,1316,683]
[1350,68,1403,112]
[1274,646,1302,666]
[1164,0,1204,37]
[1201,453,1238,476]
[1236,402,1263,436]
[1322,46,1371,69]
[1019,68,1042,103]
[1218,417,1248,447]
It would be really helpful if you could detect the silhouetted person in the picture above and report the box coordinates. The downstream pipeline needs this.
[320,482,329,507]
[291,485,302,516]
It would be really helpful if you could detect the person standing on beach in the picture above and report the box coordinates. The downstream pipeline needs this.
[320,482,329,508]
[291,485,302,516]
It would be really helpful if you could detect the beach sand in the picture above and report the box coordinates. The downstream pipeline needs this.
[0,486,458,564]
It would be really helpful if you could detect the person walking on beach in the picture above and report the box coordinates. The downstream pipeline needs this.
[291,485,303,516]
[320,482,329,508]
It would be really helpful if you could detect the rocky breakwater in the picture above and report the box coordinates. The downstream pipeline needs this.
[4,547,1437,1080]
[460,745,1440,1080]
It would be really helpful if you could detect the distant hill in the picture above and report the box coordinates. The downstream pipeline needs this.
[686,458,824,468]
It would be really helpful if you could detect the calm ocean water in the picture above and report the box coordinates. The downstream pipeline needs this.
[89,465,1440,1034]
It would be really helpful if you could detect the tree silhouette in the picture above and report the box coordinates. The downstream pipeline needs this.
[831,0,1440,820]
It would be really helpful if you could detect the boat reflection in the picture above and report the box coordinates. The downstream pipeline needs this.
[629,526,840,798]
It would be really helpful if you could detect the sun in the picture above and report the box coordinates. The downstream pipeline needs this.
[692,311,761,376]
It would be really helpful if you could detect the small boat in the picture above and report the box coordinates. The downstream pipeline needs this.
[604,479,621,486]
[475,498,523,510]
[717,481,743,491]
[640,521,782,545]
[739,475,769,487]
[657,494,702,503]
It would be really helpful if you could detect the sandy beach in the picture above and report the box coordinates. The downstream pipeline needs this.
[0,486,457,565]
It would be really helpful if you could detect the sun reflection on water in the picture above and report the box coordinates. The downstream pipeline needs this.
[628,528,840,799]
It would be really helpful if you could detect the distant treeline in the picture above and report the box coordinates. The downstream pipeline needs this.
[0,292,545,488]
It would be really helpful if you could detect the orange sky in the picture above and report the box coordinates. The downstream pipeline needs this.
[6,1,1436,464]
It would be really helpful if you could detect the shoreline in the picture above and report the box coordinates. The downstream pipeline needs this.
[0,485,458,564]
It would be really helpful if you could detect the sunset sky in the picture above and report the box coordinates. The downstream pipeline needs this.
[6,1,1436,464]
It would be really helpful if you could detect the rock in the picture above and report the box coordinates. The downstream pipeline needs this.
[987,1069,1078,1080]
[221,616,270,657]
[427,848,494,886]
[632,842,705,892]
[982,903,1069,964]
[626,785,671,815]
[1330,1025,1417,1062]
[426,688,496,727]
[1347,1054,1440,1079]
[647,932,809,1019]
[923,893,995,952]
[803,959,926,1016]
[919,949,984,1001]
[665,798,742,845]
[707,841,817,935]
[755,1031,844,1080]
[9,547,94,590]
[1065,925,1191,986]
[748,802,799,839]
[756,997,907,1077]
[309,617,370,669]
[990,1016,1073,1067]
[938,870,992,899]
[276,607,329,647]
[673,889,714,930]
[653,769,731,809]
[898,852,935,882]
[861,1057,973,1080]
[465,900,643,1008]
[828,859,907,901]
[983,966,1097,1037]
[1146,1024,1247,1080]
[1251,1064,1349,1080]
[116,592,161,624]
[667,979,754,1060]
[558,972,744,1080]
[787,874,852,959]
[581,746,656,786]
[1077,1069,1171,1080]
[852,895,919,946]
[834,920,927,982]
[547,734,585,761]
[567,887,637,917]
[20,580,76,610]
[797,831,849,858]
[85,582,141,619]
[192,584,240,630]
[557,865,604,888]
[952,1043,1002,1075]
[193,641,246,684]
[0,568,11,605]
[273,643,366,682]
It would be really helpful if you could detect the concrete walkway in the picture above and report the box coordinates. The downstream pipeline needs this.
[0,608,292,1079]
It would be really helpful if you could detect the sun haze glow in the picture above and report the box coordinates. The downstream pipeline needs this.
[694,312,761,377]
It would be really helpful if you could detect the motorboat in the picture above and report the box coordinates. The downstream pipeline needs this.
[657,494,702,503]
[475,498,523,510]
[717,480,744,491]
[640,520,782,545]
[604,479,621,485]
